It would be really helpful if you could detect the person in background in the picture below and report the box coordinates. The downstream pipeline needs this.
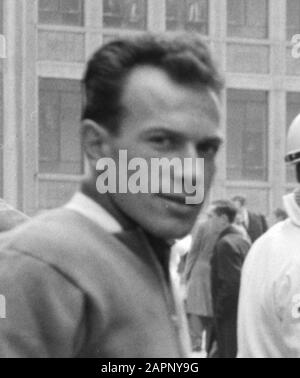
[273,208,288,224]
[0,199,28,232]
[175,234,192,278]
[209,200,250,358]
[0,33,223,358]
[172,234,192,311]
[232,195,268,243]
[184,216,219,353]
[233,210,251,245]
[238,113,300,358]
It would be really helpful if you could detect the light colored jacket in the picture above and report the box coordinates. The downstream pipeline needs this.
[0,199,28,232]
[0,207,191,358]
[238,192,300,358]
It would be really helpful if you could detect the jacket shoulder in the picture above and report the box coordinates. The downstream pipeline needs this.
[0,208,122,276]
[0,200,28,232]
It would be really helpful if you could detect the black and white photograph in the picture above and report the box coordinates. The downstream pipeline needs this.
[0,0,300,361]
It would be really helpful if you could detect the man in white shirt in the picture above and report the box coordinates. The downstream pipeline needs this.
[238,113,300,358]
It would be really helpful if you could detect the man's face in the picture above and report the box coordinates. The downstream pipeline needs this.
[235,212,244,225]
[106,66,222,240]
[233,200,243,212]
[207,206,225,233]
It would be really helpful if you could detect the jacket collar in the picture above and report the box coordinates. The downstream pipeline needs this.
[283,193,300,227]
[66,192,172,276]
[218,224,241,241]
[65,192,123,234]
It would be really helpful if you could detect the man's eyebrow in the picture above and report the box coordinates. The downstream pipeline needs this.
[142,127,224,146]
[142,127,185,138]
[197,136,224,146]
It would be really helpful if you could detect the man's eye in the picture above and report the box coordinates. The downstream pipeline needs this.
[197,144,219,158]
[149,136,173,148]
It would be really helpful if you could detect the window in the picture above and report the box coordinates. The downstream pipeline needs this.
[39,79,83,175]
[0,0,3,62]
[103,0,147,30]
[287,0,300,40]
[286,93,300,183]
[227,90,268,181]
[227,0,268,39]
[166,0,208,34]
[39,0,84,26]
[0,0,3,33]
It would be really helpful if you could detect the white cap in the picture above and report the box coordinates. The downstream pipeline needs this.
[286,113,300,164]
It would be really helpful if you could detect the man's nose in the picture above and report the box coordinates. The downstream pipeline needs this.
[178,144,201,187]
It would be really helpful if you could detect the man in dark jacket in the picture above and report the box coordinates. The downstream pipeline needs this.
[209,200,251,358]
[232,196,268,243]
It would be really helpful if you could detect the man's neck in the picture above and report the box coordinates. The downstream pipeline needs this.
[242,207,248,216]
[81,180,137,231]
[81,180,172,279]
[219,223,234,237]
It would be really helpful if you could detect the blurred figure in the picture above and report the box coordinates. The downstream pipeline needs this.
[233,211,251,244]
[175,234,193,278]
[172,235,192,305]
[232,195,268,243]
[0,199,28,232]
[238,113,300,358]
[184,217,219,353]
[273,208,288,224]
[209,200,250,358]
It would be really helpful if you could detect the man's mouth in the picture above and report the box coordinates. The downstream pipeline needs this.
[156,193,191,206]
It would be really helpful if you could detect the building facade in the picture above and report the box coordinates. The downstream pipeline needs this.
[0,0,300,217]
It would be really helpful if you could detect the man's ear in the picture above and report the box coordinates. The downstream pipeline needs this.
[82,119,111,167]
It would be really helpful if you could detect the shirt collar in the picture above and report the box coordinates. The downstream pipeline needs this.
[242,208,249,228]
[65,192,123,234]
[283,192,300,227]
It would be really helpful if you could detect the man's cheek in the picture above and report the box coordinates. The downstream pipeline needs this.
[204,161,216,189]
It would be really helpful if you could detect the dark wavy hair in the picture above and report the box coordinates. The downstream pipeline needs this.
[212,200,238,224]
[232,195,247,207]
[82,33,224,134]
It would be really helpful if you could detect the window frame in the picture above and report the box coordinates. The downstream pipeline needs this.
[38,77,84,176]
[38,0,84,27]
[226,89,269,182]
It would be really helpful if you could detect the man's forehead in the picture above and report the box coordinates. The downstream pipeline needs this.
[122,65,221,122]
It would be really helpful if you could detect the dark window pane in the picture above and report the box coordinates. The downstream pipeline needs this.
[103,0,147,30]
[286,93,300,182]
[227,0,268,39]
[60,0,81,13]
[287,0,300,40]
[39,78,83,175]
[166,0,208,34]
[39,0,83,26]
[0,0,3,33]
[227,90,268,181]
[39,0,59,12]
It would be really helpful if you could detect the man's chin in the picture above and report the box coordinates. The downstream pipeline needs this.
[142,220,195,241]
